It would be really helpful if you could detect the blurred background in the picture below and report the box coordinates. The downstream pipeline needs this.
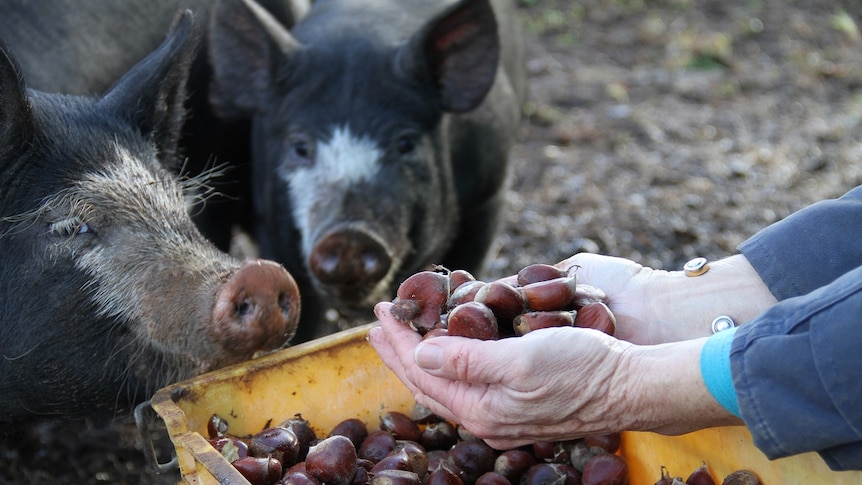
[3,0,862,483]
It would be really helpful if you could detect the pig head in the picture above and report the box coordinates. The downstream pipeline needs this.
[209,0,527,340]
[0,12,300,423]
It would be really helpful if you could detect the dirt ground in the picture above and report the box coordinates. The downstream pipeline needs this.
[3,0,862,483]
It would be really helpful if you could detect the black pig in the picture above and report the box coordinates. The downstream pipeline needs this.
[0,12,301,423]
[209,0,528,339]
[0,0,309,251]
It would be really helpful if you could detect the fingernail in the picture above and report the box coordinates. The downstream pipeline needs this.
[414,342,443,370]
[373,301,390,319]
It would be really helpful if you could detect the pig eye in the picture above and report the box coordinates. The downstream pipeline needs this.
[49,218,95,238]
[396,134,417,155]
[292,141,310,159]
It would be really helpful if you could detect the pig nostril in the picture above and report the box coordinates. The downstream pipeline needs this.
[235,300,253,318]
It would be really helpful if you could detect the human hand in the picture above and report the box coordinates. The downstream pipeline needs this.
[543,253,778,344]
[368,301,740,449]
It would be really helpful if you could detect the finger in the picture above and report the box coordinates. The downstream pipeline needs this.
[371,303,465,423]
[411,336,510,386]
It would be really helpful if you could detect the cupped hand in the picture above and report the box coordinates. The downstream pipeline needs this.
[368,301,635,450]
[555,252,667,344]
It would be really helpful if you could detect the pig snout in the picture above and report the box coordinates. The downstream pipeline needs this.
[309,227,392,300]
[212,259,301,355]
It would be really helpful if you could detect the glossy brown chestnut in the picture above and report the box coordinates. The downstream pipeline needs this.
[305,435,359,485]
[581,453,628,485]
[392,271,450,333]
[359,430,397,463]
[516,263,568,286]
[448,269,477,294]
[369,469,422,485]
[329,418,370,450]
[513,310,575,336]
[232,456,283,485]
[379,411,422,443]
[493,449,537,484]
[573,301,616,336]
[473,281,526,331]
[518,277,578,311]
[446,301,499,340]
[685,462,716,485]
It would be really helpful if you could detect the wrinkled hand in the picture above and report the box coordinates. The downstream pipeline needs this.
[368,301,635,449]
[551,253,777,344]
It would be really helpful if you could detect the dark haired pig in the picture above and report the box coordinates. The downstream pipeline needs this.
[209,0,527,340]
[0,0,309,251]
[0,12,300,424]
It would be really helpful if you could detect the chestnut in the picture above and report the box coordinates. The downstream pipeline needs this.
[233,456,283,485]
[249,426,301,468]
[581,453,628,485]
[359,430,397,463]
[721,470,761,485]
[513,311,575,336]
[449,269,477,293]
[583,432,621,454]
[280,470,322,485]
[573,302,616,336]
[305,435,358,485]
[209,435,249,463]
[371,448,414,474]
[571,284,608,309]
[448,281,487,309]
[473,281,526,330]
[516,263,568,286]
[393,440,430,480]
[446,439,498,484]
[421,421,459,451]
[518,277,578,311]
[379,411,422,443]
[446,301,499,340]
[329,418,370,450]
[279,414,318,461]
[685,462,716,485]
[493,449,537,484]
[369,469,422,485]
[392,271,450,333]
[474,471,510,485]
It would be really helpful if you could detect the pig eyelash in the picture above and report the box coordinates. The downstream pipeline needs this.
[49,217,93,237]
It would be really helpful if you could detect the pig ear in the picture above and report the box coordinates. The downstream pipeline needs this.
[397,0,500,113]
[208,0,302,119]
[99,10,200,163]
[0,43,34,164]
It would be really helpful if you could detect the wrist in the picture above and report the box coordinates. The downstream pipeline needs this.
[648,254,777,343]
[613,338,743,435]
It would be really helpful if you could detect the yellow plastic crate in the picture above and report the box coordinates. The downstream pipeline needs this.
[150,323,862,485]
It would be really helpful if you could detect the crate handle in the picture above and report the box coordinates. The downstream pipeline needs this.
[135,399,179,474]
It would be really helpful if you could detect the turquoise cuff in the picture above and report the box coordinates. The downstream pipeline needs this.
[700,326,741,418]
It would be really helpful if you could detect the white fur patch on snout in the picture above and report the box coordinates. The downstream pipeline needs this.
[286,126,384,258]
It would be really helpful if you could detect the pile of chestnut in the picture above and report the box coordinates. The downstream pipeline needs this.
[206,406,630,485]
[389,264,616,340]
[207,406,759,485]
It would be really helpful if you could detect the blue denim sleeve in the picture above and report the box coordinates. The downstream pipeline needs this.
[730,265,862,471]
[738,185,862,300]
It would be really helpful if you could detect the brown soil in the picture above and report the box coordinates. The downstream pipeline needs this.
[3,0,861,483]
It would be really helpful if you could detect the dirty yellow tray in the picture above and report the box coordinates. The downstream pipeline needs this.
[149,323,861,485]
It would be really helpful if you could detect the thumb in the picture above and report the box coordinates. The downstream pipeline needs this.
[412,337,507,385]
